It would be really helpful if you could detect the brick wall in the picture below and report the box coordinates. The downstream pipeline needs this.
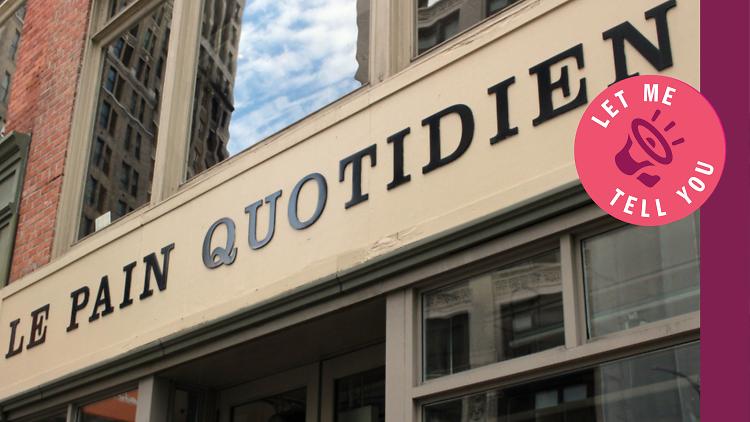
[5,0,92,282]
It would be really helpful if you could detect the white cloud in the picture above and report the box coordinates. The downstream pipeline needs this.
[226,0,363,154]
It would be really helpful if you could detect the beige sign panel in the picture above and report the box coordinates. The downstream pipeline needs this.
[0,0,697,400]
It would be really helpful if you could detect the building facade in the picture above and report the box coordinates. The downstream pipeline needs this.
[0,0,700,422]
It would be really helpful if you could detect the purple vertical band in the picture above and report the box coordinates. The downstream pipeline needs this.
[701,1,750,420]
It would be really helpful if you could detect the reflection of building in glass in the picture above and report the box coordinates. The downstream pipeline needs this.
[0,4,26,136]
[417,0,520,55]
[424,252,565,380]
[186,0,246,180]
[79,3,173,238]
[424,343,700,422]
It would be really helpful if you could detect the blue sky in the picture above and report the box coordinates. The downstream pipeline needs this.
[226,0,362,155]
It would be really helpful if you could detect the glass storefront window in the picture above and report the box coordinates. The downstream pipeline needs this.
[78,389,139,422]
[0,2,26,137]
[423,251,564,381]
[185,0,370,180]
[424,341,700,422]
[583,212,700,338]
[232,388,307,422]
[79,2,173,239]
[335,367,386,422]
[416,0,520,55]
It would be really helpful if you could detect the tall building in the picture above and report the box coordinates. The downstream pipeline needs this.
[0,0,739,421]
[186,0,244,180]
[79,2,174,237]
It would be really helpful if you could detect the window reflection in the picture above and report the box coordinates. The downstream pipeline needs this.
[0,2,26,137]
[416,0,521,55]
[79,2,173,239]
[583,212,700,337]
[336,367,386,422]
[108,0,136,20]
[423,251,564,381]
[78,389,139,422]
[424,342,700,422]
[186,0,370,180]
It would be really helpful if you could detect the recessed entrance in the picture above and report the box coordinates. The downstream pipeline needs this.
[159,298,386,422]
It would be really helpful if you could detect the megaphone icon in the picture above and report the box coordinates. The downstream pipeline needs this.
[615,116,675,188]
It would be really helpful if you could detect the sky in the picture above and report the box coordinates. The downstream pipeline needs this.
[226,0,362,155]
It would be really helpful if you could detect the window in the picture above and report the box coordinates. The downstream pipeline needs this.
[416,0,521,55]
[149,35,157,56]
[387,209,701,422]
[78,389,138,422]
[138,97,145,122]
[93,138,105,165]
[135,58,145,80]
[184,0,370,181]
[423,251,564,380]
[109,0,134,19]
[108,110,118,135]
[9,30,21,59]
[423,342,699,422]
[117,200,127,217]
[129,92,137,114]
[417,11,459,55]
[142,29,152,50]
[124,125,132,150]
[120,162,131,190]
[99,101,111,128]
[130,171,139,197]
[335,367,386,422]
[0,1,25,130]
[113,37,125,58]
[1,73,11,103]
[122,43,134,66]
[86,177,97,205]
[135,133,141,159]
[97,186,108,212]
[156,57,164,79]
[15,4,27,21]
[143,64,151,86]
[105,67,117,92]
[69,0,372,243]
[102,145,112,175]
[582,212,700,337]
[83,217,94,237]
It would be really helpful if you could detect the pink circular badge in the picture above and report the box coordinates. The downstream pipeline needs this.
[575,75,725,226]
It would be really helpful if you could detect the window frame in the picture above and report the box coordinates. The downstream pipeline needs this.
[382,207,700,422]
[52,0,568,258]
[54,0,176,254]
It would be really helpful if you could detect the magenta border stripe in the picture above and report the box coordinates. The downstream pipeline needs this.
[701,1,750,420]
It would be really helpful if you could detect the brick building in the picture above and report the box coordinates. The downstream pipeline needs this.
[0,0,705,422]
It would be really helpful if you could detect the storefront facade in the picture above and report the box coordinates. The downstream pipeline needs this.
[0,0,700,421]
